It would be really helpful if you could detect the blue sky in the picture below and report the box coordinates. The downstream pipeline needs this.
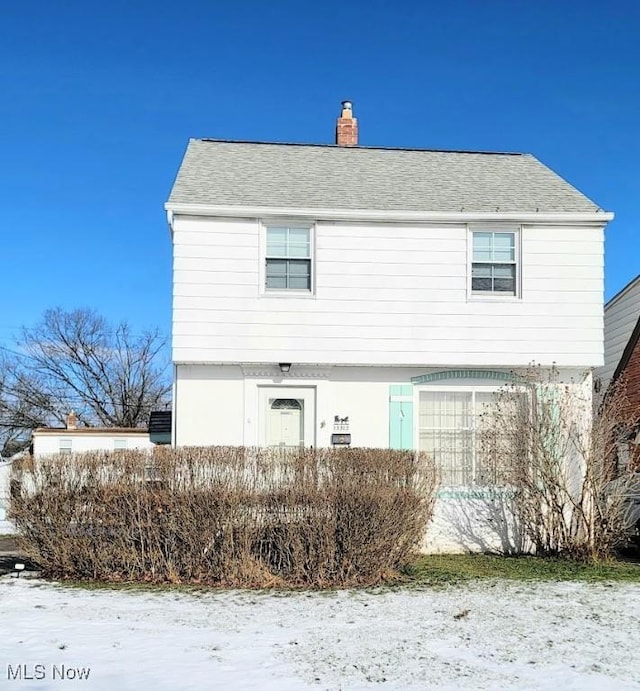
[2,0,639,347]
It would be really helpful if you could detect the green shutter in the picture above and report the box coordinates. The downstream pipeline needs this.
[389,385,414,450]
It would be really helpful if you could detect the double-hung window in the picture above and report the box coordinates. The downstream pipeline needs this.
[265,225,312,291]
[471,230,518,296]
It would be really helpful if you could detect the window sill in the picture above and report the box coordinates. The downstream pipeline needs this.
[436,487,516,499]
[261,290,316,299]
[467,293,522,303]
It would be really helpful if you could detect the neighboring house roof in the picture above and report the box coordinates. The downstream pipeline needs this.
[613,314,640,383]
[601,274,640,387]
[167,139,603,214]
[32,427,149,436]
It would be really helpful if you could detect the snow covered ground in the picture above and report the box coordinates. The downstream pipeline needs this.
[1,576,639,690]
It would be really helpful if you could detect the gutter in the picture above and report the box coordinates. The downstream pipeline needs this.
[164,202,614,231]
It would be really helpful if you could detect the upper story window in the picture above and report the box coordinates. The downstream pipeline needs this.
[265,225,312,292]
[59,438,72,455]
[471,230,518,296]
[114,438,127,450]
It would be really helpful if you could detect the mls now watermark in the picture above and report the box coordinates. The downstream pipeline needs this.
[7,664,91,681]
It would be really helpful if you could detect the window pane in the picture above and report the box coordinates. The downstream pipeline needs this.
[289,275,311,290]
[494,279,515,293]
[472,232,492,261]
[493,264,515,278]
[266,258,287,290]
[493,233,515,261]
[419,430,473,485]
[288,228,310,257]
[472,263,515,294]
[472,264,491,278]
[266,275,287,289]
[266,259,310,291]
[266,259,287,276]
[473,231,515,262]
[493,264,516,293]
[493,249,515,262]
[288,259,310,276]
[472,276,492,292]
[266,227,288,256]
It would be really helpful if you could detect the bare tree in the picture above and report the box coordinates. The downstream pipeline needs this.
[0,308,170,452]
[0,353,52,456]
[480,366,640,561]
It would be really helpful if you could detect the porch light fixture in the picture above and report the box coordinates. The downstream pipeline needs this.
[279,363,292,373]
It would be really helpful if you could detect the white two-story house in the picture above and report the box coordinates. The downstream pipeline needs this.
[165,102,611,549]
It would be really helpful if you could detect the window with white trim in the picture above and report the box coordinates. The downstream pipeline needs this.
[471,231,517,295]
[59,438,72,455]
[265,225,312,291]
[114,438,127,450]
[418,389,523,486]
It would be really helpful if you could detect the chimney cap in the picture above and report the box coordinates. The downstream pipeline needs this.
[341,100,353,110]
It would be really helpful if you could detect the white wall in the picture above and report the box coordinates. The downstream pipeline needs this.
[0,459,15,533]
[174,366,244,446]
[172,216,605,367]
[598,276,640,388]
[32,431,154,457]
[175,364,589,448]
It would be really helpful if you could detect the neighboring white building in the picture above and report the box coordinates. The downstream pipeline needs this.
[165,102,612,552]
[0,415,155,534]
[596,274,640,393]
[0,456,17,533]
[31,413,154,457]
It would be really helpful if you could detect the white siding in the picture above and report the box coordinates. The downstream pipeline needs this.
[598,276,640,388]
[172,217,605,368]
[174,365,244,446]
[0,459,15,533]
[32,432,154,456]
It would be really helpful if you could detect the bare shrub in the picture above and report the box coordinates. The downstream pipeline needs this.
[9,447,436,587]
[479,367,640,561]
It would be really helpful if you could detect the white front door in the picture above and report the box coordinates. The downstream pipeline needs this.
[267,398,304,448]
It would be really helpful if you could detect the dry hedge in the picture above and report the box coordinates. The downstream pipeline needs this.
[9,447,436,587]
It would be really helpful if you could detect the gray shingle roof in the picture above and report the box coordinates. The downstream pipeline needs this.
[167,139,601,213]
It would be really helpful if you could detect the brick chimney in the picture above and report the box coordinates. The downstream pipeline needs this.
[66,411,77,430]
[335,101,358,146]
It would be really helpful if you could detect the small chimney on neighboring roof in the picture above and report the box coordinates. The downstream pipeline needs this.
[66,411,77,430]
[336,100,358,147]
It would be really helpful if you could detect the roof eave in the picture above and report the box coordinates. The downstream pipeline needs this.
[604,274,640,310]
[164,202,613,228]
[32,428,150,435]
